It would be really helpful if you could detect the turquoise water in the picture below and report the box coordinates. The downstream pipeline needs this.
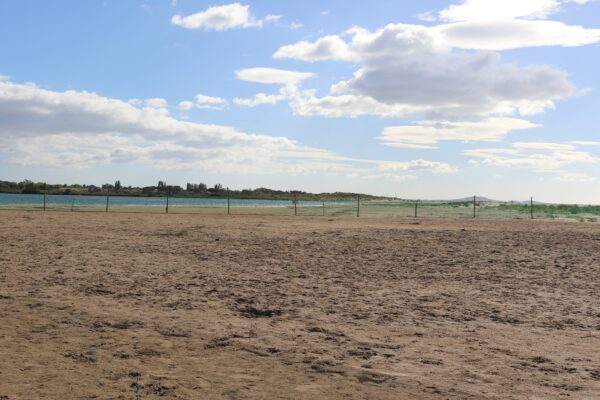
[0,193,338,208]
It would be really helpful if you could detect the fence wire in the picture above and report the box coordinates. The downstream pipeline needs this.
[1,194,599,222]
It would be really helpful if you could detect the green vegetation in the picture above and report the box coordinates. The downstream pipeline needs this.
[2,180,598,221]
[0,180,57,194]
[497,203,600,217]
[0,179,388,201]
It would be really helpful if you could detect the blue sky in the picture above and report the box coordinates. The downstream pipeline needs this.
[1,0,599,202]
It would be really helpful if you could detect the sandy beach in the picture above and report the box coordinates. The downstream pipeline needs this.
[1,210,599,399]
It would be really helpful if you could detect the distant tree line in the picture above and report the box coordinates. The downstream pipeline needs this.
[0,179,388,201]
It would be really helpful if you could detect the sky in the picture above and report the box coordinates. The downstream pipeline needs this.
[1,0,599,202]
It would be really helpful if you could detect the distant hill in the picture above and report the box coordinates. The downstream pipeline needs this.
[447,196,494,203]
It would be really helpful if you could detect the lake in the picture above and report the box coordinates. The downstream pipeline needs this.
[0,193,346,209]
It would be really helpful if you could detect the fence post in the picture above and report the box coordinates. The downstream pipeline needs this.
[473,195,476,218]
[322,201,325,217]
[357,195,360,217]
[414,200,418,218]
[43,184,46,211]
[106,187,110,212]
[227,187,230,215]
[530,196,534,219]
[166,187,169,214]
[294,192,297,216]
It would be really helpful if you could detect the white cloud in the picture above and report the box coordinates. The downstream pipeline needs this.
[0,78,452,180]
[556,171,597,182]
[177,94,228,110]
[178,100,194,111]
[290,93,427,118]
[290,22,303,30]
[380,118,540,149]
[274,35,357,62]
[264,14,281,22]
[194,93,228,110]
[416,11,437,22]
[463,141,598,172]
[171,3,279,31]
[272,0,599,119]
[432,0,600,50]
[569,140,600,146]
[276,24,576,119]
[145,98,168,108]
[234,92,285,107]
[361,173,417,183]
[236,67,314,85]
[235,84,303,108]
[234,68,314,108]
[376,159,457,173]
[512,141,576,151]
[438,0,592,22]
[436,20,600,50]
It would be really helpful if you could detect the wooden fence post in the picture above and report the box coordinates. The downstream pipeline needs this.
[43,184,46,211]
[473,195,476,218]
[530,196,534,219]
[166,187,169,214]
[294,193,297,216]
[106,187,110,212]
[322,201,325,217]
[414,200,418,218]
[227,188,230,215]
[357,195,360,217]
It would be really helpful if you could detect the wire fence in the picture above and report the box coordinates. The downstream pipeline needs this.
[1,193,599,222]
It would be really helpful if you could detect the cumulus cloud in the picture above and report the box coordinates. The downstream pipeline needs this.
[177,94,228,110]
[290,92,427,118]
[275,23,578,119]
[379,118,540,149]
[272,0,600,120]
[463,141,598,172]
[234,67,314,107]
[274,35,358,62]
[194,93,228,110]
[234,92,286,107]
[171,3,279,31]
[0,78,452,180]
[145,98,168,108]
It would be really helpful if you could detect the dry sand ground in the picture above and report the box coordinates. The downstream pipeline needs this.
[1,211,599,399]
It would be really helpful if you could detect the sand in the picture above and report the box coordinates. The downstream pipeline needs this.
[1,210,599,399]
